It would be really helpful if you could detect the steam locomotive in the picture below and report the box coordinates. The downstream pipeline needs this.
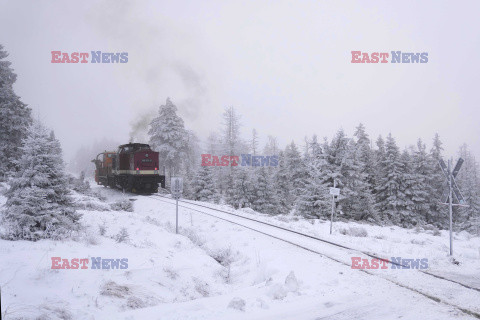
[92,143,165,193]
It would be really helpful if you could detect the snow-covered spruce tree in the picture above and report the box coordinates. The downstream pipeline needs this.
[231,167,254,209]
[350,124,378,221]
[410,139,433,224]
[373,135,385,205]
[0,44,32,179]
[272,150,292,215]
[354,124,377,192]
[428,133,447,227]
[376,134,405,224]
[315,130,350,219]
[284,141,308,202]
[191,165,217,202]
[456,144,480,231]
[337,139,377,222]
[251,166,279,214]
[295,135,330,218]
[271,141,308,216]
[148,98,189,184]
[398,149,419,227]
[1,121,80,240]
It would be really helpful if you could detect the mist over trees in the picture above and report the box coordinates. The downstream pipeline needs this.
[145,99,480,231]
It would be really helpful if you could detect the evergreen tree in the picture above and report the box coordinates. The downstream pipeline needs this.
[231,167,254,208]
[456,144,480,230]
[376,134,405,224]
[0,44,32,178]
[398,149,418,226]
[429,133,447,226]
[338,139,377,221]
[351,124,378,221]
[373,135,386,205]
[295,136,330,218]
[285,141,308,200]
[319,130,348,218]
[272,150,292,214]
[252,166,279,214]
[148,98,188,182]
[191,165,217,202]
[410,139,433,224]
[1,121,80,240]
[279,141,308,216]
[354,124,376,190]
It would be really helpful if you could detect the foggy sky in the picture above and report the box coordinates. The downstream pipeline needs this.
[1,0,479,164]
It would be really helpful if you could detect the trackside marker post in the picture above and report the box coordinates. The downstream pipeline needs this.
[171,177,183,234]
[329,180,340,235]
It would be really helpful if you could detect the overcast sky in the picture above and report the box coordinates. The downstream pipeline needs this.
[1,0,479,163]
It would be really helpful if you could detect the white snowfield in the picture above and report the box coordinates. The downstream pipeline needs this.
[1,184,479,320]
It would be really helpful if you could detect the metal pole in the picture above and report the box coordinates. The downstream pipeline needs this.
[330,180,336,235]
[448,159,453,256]
[175,198,179,234]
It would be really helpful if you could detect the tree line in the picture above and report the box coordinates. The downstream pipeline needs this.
[149,99,480,232]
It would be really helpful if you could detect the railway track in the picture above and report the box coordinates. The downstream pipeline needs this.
[149,193,480,319]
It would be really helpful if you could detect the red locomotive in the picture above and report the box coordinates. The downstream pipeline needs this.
[92,143,165,193]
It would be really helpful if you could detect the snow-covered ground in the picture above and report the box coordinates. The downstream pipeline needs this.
[211,201,480,288]
[1,183,479,319]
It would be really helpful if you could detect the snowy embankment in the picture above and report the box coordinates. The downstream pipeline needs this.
[0,183,478,319]
[226,204,480,286]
